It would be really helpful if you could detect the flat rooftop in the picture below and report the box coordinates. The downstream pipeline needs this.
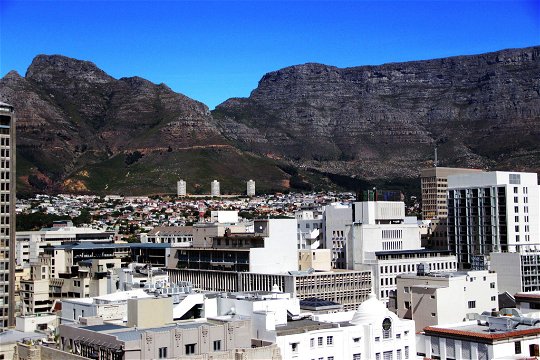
[275,319,336,336]
[424,320,540,341]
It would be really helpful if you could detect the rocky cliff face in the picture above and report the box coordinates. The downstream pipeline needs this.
[214,46,540,180]
[0,55,288,194]
[2,47,539,195]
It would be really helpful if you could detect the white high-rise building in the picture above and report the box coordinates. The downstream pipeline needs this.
[211,180,220,197]
[0,102,15,328]
[347,201,457,304]
[177,179,186,197]
[447,171,540,270]
[246,179,255,196]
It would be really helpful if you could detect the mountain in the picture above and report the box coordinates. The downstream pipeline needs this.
[213,46,540,180]
[0,55,292,195]
[1,47,539,195]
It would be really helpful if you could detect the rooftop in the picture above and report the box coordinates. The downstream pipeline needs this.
[275,319,336,336]
[424,320,540,342]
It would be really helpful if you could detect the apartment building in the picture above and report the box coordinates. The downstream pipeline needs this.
[0,101,15,328]
[447,171,540,269]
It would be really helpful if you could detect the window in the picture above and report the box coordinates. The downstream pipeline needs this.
[375,353,381,360]
[404,286,410,293]
[375,337,380,342]
[431,312,436,317]
[328,357,334,360]
[158,347,168,359]
[490,282,495,289]
[468,301,476,309]
[405,346,409,359]
[404,301,410,309]
[327,336,333,345]
[383,351,393,360]
[353,354,361,360]
[396,349,402,360]
[396,333,401,339]
[515,341,521,354]
[310,338,314,348]
[491,296,496,301]
[213,340,221,351]
[185,344,196,355]
[509,173,521,184]
[353,337,361,343]
[318,337,323,346]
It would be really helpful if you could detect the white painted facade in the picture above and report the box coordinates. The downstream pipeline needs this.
[16,225,114,267]
[489,250,540,293]
[348,201,457,304]
[396,270,498,332]
[264,294,416,360]
[418,318,540,359]
[177,179,186,197]
[447,171,540,269]
[295,209,324,250]
[247,179,256,196]
[211,179,220,196]
[250,219,299,273]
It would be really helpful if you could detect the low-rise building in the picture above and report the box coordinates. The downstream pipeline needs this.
[264,294,416,360]
[140,226,193,246]
[396,270,498,332]
[417,315,540,359]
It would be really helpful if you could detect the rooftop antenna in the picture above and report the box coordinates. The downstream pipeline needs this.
[434,146,438,167]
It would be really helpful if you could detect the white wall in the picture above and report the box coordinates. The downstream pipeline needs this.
[250,219,298,273]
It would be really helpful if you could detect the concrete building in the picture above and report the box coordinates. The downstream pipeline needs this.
[295,208,324,250]
[421,167,483,220]
[447,171,540,269]
[170,268,372,311]
[348,201,457,304]
[0,329,47,360]
[298,249,332,271]
[171,219,298,274]
[211,179,220,196]
[417,315,540,359]
[247,179,255,196]
[57,316,281,359]
[265,294,416,360]
[20,257,122,315]
[16,221,115,267]
[177,179,187,197]
[140,226,193,247]
[322,203,352,269]
[396,270,498,332]
[514,291,540,315]
[490,251,540,293]
[0,101,15,328]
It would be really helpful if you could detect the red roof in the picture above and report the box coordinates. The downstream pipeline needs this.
[423,326,540,341]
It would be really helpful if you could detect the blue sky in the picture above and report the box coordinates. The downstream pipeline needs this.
[1,0,538,108]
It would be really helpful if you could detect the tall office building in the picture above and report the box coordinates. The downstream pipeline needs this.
[0,102,15,328]
[421,167,483,220]
[246,179,255,196]
[447,171,540,270]
[177,179,186,197]
[211,180,220,197]
[421,167,483,251]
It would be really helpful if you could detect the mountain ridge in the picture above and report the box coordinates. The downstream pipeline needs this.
[1,46,539,195]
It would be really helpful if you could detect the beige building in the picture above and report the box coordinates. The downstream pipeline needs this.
[396,270,498,332]
[169,268,372,311]
[0,101,16,328]
[421,167,483,220]
[298,249,332,271]
[58,316,281,359]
